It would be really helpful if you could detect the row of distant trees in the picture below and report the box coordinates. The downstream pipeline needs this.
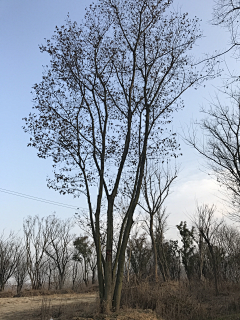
[0,215,97,293]
[127,204,240,298]
[2,204,240,297]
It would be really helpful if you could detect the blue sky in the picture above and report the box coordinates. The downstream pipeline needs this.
[0,0,237,239]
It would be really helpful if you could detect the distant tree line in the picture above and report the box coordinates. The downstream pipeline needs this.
[125,204,240,298]
[1,206,240,297]
[0,215,97,293]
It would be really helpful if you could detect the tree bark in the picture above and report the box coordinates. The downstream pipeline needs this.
[150,214,158,281]
[200,229,219,295]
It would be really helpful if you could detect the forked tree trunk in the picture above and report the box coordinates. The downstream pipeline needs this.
[103,202,114,313]
[112,216,134,311]
[96,233,105,311]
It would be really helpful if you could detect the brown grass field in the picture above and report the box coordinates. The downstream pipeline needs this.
[1,281,240,320]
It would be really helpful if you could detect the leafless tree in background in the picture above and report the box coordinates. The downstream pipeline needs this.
[193,204,223,295]
[155,208,171,281]
[215,223,240,282]
[139,161,178,281]
[71,259,81,290]
[13,246,28,294]
[44,258,56,290]
[0,232,22,291]
[44,216,74,290]
[23,215,50,290]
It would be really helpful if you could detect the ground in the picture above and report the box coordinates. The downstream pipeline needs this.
[0,292,159,320]
[0,292,96,320]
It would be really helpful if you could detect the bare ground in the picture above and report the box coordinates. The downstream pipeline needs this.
[0,293,159,320]
[0,292,97,320]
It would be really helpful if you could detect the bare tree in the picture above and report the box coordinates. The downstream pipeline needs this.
[212,0,240,48]
[216,223,240,282]
[13,247,28,294]
[186,92,240,221]
[44,215,74,290]
[193,204,223,295]
[0,232,22,291]
[23,215,50,290]
[23,0,215,312]
[213,0,240,24]
[211,0,240,88]
[70,259,80,290]
[45,258,57,290]
[139,161,178,281]
[155,208,171,281]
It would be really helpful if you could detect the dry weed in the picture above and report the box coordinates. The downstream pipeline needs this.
[92,309,159,320]
[120,279,240,320]
[39,297,97,320]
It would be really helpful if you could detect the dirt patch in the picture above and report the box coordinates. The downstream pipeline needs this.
[99,309,160,320]
[0,291,160,320]
[0,292,97,320]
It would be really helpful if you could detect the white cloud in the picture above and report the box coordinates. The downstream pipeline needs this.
[164,171,228,240]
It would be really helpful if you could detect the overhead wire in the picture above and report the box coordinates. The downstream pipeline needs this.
[0,187,83,210]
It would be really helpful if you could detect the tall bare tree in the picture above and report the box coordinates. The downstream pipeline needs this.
[0,232,22,291]
[155,208,171,281]
[23,215,50,290]
[44,216,74,290]
[13,247,28,294]
[139,161,178,281]
[23,0,215,312]
[193,204,223,295]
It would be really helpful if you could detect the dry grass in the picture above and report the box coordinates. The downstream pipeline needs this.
[120,279,240,320]
[37,280,240,319]
[39,298,159,320]
[3,281,240,319]
[0,283,99,299]
[39,298,97,320]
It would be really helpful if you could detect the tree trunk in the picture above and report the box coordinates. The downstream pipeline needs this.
[149,214,158,281]
[127,246,132,283]
[199,233,204,281]
[200,230,219,295]
[112,215,134,311]
[92,265,96,284]
[103,201,114,313]
[209,245,219,295]
[95,207,105,311]
[59,272,64,290]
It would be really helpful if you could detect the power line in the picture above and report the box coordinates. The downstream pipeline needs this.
[0,187,82,210]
